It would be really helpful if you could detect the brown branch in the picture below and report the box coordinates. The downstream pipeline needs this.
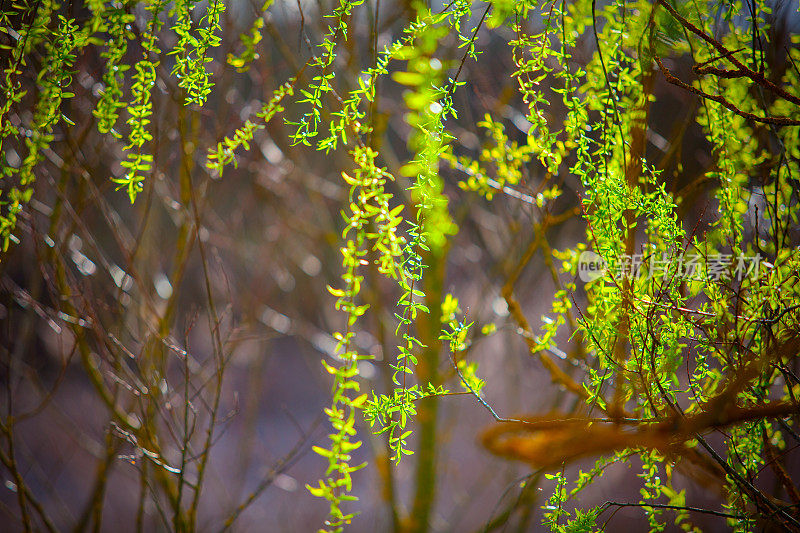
[481,401,800,469]
[655,56,800,126]
[656,0,800,107]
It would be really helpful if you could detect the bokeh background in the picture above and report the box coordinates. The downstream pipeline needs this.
[2,0,800,531]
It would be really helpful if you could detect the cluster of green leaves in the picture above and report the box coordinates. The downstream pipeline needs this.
[361,8,461,462]
[0,0,231,226]
[169,0,225,105]
[226,1,272,72]
[207,2,484,522]
[286,0,365,147]
[93,5,134,135]
[447,114,533,199]
[1,3,89,250]
[206,79,295,174]
[542,469,603,533]
[439,294,486,394]
[113,0,165,202]
[488,1,800,531]
[307,144,407,531]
